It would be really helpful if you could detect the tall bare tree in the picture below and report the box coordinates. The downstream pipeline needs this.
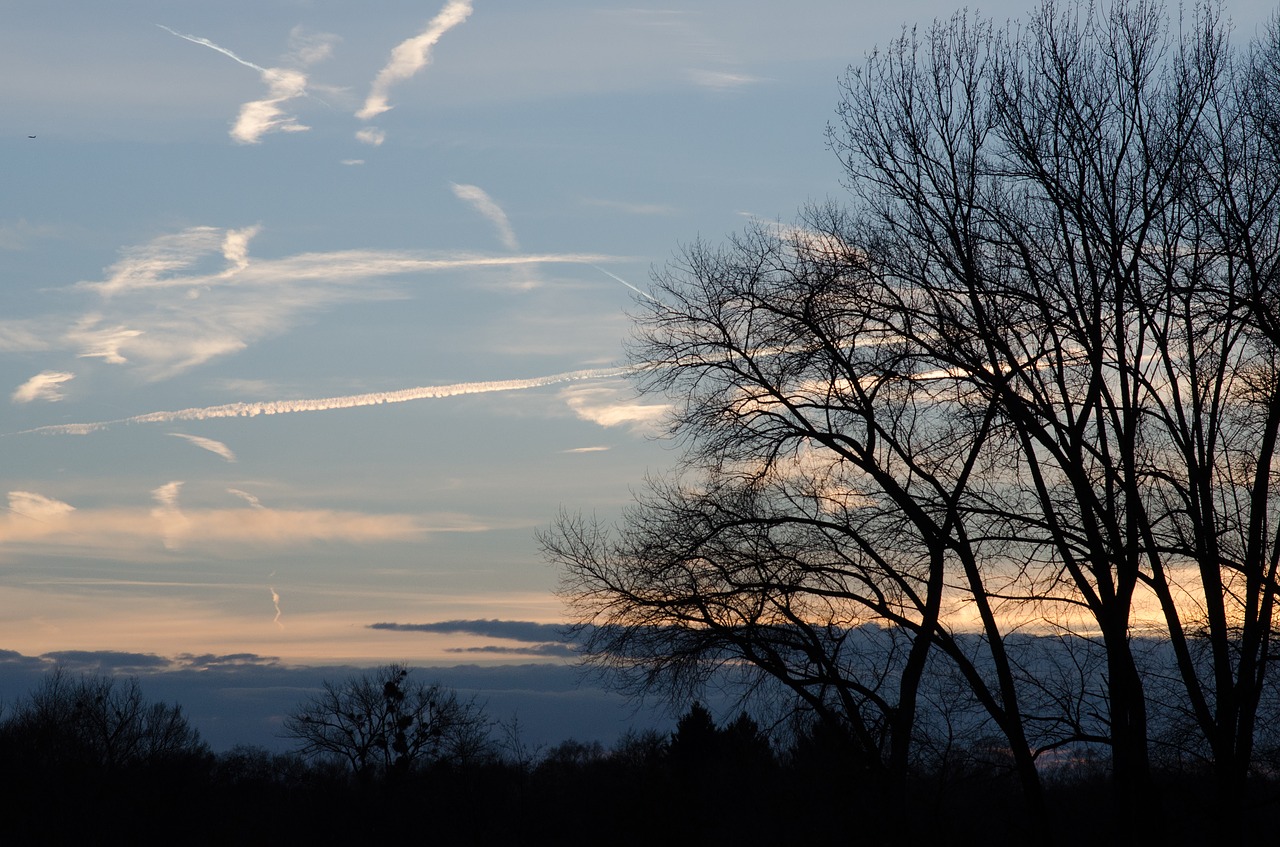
[545,0,1280,831]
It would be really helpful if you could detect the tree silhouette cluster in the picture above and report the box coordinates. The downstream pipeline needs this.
[1,665,1276,844]
[543,0,1280,838]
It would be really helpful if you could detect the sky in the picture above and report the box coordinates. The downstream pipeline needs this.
[2,0,1273,749]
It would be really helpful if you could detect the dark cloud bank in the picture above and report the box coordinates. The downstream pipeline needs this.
[0,622,676,753]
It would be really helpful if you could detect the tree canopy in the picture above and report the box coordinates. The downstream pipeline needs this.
[544,0,1280,834]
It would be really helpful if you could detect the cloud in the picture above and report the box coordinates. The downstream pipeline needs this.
[445,643,577,657]
[20,366,629,435]
[341,159,365,165]
[158,25,327,144]
[151,481,188,549]
[371,619,578,658]
[42,650,171,672]
[68,316,144,364]
[562,446,610,453]
[357,0,474,121]
[227,488,264,509]
[11,371,74,404]
[581,198,677,216]
[168,432,237,462]
[55,225,627,380]
[451,183,519,251]
[0,219,62,251]
[369,619,574,642]
[688,69,762,90]
[355,127,385,146]
[7,491,75,521]
[0,501,432,548]
[559,384,669,431]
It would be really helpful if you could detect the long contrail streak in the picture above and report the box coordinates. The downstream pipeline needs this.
[16,367,631,436]
[592,265,660,302]
[157,25,266,72]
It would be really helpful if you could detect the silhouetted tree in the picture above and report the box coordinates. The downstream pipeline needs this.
[545,0,1280,834]
[282,663,490,779]
[0,667,208,771]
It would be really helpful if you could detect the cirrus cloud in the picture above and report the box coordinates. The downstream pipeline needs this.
[11,371,74,404]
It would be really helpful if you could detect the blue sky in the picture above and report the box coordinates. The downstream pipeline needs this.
[2,0,1273,747]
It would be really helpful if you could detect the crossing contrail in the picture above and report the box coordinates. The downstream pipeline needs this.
[16,367,631,436]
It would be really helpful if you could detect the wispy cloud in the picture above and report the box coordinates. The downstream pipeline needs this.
[270,586,284,630]
[451,183,519,251]
[168,432,237,462]
[370,619,573,642]
[227,488,264,509]
[7,491,75,521]
[158,25,330,144]
[11,371,74,404]
[40,225,626,380]
[357,0,474,121]
[151,481,188,549]
[19,367,630,435]
[559,384,669,432]
[689,69,762,90]
[0,496,436,548]
[370,619,577,656]
[355,127,385,146]
[562,446,611,454]
[581,197,677,216]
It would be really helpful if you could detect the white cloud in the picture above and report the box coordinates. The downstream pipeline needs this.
[341,159,366,166]
[451,183,520,251]
[158,25,327,145]
[355,127,386,146]
[231,67,311,144]
[59,225,628,380]
[152,480,184,511]
[151,481,188,549]
[68,316,144,364]
[581,198,677,216]
[562,446,611,453]
[688,69,761,90]
[7,491,75,521]
[357,0,474,121]
[11,371,74,404]
[168,432,237,462]
[227,488,264,509]
[559,384,669,432]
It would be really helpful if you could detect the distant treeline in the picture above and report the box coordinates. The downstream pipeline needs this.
[0,665,1276,845]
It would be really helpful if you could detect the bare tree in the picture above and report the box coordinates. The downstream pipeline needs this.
[1,667,208,769]
[282,664,490,778]
[545,0,1280,831]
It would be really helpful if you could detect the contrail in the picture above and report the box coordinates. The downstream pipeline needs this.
[270,585,284,629]
[451,183,519,251]
[157,25,266,72]
[168,432,237,462]
[16,367,631,436]
[158,25,312,144]
[358,0,474,121]
[592,265,660,302]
